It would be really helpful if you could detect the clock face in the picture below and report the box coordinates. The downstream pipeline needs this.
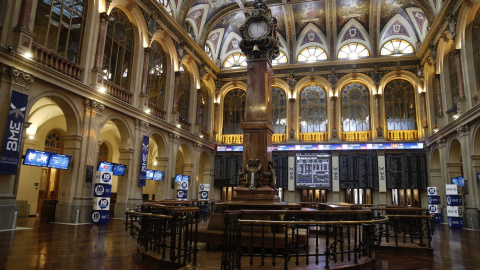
[248,21,268,39]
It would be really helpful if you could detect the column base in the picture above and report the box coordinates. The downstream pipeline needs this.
[55,197,93,224]
[0,196,18,230]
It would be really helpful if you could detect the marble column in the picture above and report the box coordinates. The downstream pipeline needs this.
[420,92,428,128]
[196,89,202,125]
[154,157,168,200]
[114,148,134,218]
[453,49,465,99]
[172,72,181,112]
[140,48,151,96]
[126,120,149,208]
[91,13,110,86]
[288,98,295,140]
[166,133,180,199]
[435,74,443,116]
[0,65,33,229]
[374,94,383,138]
[330,96,337,139]
[17,0,33,28]
[213,103,219,136]
[12,0,35,54]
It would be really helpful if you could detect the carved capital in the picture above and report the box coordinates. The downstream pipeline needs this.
[135,119,149,131]
[436,138,445,148]
[84,98,105,114]
[374,94,382,99]
[169,132,180,143]
[1,65,34,91]
[456,124,469,137]
[99,12,110,22]
[194,143,203,151]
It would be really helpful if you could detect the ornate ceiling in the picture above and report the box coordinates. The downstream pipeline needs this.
[164,0,443,66]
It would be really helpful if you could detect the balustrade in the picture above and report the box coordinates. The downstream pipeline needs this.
[386,130,418,141]
[272,133,286,143]
[179,117,191,131]
[148,102,166,120]
[342,131,372,141]
[299,132,328,142]
[32,42,83,80]
[221,134,244,144]
[102,80,133,104]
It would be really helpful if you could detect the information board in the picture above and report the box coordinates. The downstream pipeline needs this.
[214,154,242,187]
[272,154,288,188]
[339,153,378,189]
[386,153,427,189]
[295,153,330,189]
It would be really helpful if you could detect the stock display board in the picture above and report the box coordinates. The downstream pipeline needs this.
[339,153,378,189]
[214,155,242,187]
[295,153,330,189]
[272,154,288,188]
[386,152,427,189]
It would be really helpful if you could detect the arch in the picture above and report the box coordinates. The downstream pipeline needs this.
[272,79,291,97]
[205,28,225,61]
[379,70,422,94]
[294,76,331,98]
[336,74,376,96]
[336,20,371,56]
[379,14,419,50]
[26,92,80,137]
[217,81,247,101]
[473,123,480,155]
[151,30,179,71]
[340,82,371,132]
[383,79,417,131]
[448,139,462,163]
[99,115,133,149]
[147,132,168,157]
[107,0,149,48]
[180,55,201,89]
[430,147,441,169]
[296,23,329,57]
[178,143,192,164]
[219,32,243,64]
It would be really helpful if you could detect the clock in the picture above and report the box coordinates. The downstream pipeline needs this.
[248,21,268,39]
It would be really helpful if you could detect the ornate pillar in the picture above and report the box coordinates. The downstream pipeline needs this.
[453,49,465,99]
[435,74,443,115]
[170,72,181,124]
[140,48,151,96]
[196,89,202,125]
[12,0,35,54]
[420,92,428,128]
[213,102,219,135]
[330,96,338,139]
[374,94,383,138]
[288,98,295,140]
[125,120,149,208]
[0,65,33,229]
[166,133,180,199]
[114,148,134,218]
[91,13,110,86]
[154,157,169,200]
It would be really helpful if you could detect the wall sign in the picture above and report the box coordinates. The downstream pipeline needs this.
[138,135,149,186]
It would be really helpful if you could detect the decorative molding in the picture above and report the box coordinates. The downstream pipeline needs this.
[84,98,105,115]
[135,119,149,131]
[436,138,445,148]
[169,132,180,143]
[456,124,469,137]
[1,64,34,91]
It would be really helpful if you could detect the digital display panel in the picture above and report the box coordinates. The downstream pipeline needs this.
[47,153,71,170]
[175,174,183,182]
[295,153,330,189]
[153,171,163,181]
[458,176,465,187]
[98,161,113,172]
[182,175,190,182]
[146,169,154,180]
[477,173,480,181]
[23,149,51,167]
[452,177,459,185]
[112,163,127,176]
[216,142,424,152]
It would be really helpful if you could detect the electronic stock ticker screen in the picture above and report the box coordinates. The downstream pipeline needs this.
[295,153,330,189]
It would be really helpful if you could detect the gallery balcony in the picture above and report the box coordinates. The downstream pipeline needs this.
[386,130,418,141]
[342,131,372,141]
[299,132,328,142]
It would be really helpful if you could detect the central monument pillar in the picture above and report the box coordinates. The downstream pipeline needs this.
[233,0,280,201]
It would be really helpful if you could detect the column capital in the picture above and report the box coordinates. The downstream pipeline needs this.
[456,124,469,137]
[169,132,180,143]
[99,12,110,22]
[84,98,105,114]
[330,96,338,101]
[135,119,149,131]
[436,138,446,148]
[374,93,382,99]
[1,64,34,91]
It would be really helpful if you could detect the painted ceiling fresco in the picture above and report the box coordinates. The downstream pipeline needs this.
[176,0,441,65]
[336,0,370,34]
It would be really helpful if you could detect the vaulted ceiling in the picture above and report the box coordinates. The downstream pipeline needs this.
[165,0,443,67]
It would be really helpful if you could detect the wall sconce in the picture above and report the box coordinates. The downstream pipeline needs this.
[98,87,106,93]
[23,52,33,59]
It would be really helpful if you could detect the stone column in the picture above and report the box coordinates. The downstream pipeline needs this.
[114,148,134,218]
[213,103,219,136]
[196,89,202,125]
[0,65,33,230]
[183,163,194,199]
[435,74,443,116]
[91,13,110,86]
[420,92,428,128]
[288,98,295,140]
[126,120,149,208]
[190,142,203,199]
[140,48,151,96]
[166,133,179,199]
[330,96,338,139]
[154,157,168,200]
[374,94,383,138]
[453,49,465,99]
[172,72,181,113]
[12,0,35,54]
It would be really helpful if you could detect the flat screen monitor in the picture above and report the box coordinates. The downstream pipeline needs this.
[295,153,331,189]
[182,175,190,182]
[477,173,480,181]
[98,161,113,172]
[146,169,154,180]
[112,163,127,176]
[47,153,71,170]
[23,149,51,167]
[458,176,465,187]
[452,177,459,185]
[175,174,183,182]
[153,171,163,181]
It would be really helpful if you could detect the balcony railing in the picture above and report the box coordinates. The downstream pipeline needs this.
[102,80,133,104]
[221,134,243,144]
[200,129,210,139]
[272,133,286,143]
[386,130,418,141]
[179,117,191,131]
[300,132,328,142]
[148,102,166,120]
[32,42,83,80]
[342,131,372,141]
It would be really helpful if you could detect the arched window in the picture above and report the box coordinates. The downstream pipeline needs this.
[448,43,459,106]
[474,10,480,92]
[338,43,369,59]
[297,47,327,62]
[223,53,247,68]
[272,87,287,133]
[223,89,246,134]
[44,130,63,153]
[272,51,288,65]
[33,0,87,63]
[384,80,416,130]
[199,83,210,131]
[178,66,191,122]
[205,45,214,61]
[300,84,327,133]
[148,41,167,109]
[98,142,109,162]
[185,21,196,39]
[341,83,370,131]
[156,0,173,17]
[380,39,414,56]
[103,9,134,90]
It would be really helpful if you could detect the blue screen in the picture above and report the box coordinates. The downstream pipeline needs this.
[182,175,190,182]
[112,163,127,176]
[458,176,465,187]
[175,174,183,182]
[47,153,71,170]
[478,173,480,181]
[98,161,113,172]
[146,170,154,180]
[23,149,51,167]
[452,177,459,185]
[153,171,163,181]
